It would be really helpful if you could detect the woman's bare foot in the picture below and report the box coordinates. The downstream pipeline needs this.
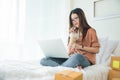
[77,66,82,70]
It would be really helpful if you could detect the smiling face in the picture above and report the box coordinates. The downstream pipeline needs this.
[71,13,80,28]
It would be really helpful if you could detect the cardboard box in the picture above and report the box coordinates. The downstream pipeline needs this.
[110,56,120,71]
[54,70,83,80]
[108,69,120,80]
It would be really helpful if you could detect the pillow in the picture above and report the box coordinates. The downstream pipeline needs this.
[113,42,120,56]
[100,39,119,64]
[113,53,120,56]
[96,37,108,64]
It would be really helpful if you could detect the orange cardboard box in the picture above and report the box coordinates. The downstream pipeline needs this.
[108,69,120,80]
[54,70,83,80]
[110,56,120,71]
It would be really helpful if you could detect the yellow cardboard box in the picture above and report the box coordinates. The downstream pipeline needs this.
[110,56,120,71]
[108,69,120,80]
[54,70,83,80]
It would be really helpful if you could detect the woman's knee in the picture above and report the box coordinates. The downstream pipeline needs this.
[40,57,60,67]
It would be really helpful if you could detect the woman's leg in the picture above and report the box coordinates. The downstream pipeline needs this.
[62,53,91,68]
[40,57,67,67]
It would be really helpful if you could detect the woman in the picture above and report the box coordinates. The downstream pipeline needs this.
[40,8,100,69]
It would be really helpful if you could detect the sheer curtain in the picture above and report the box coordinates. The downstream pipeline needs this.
[22,0,70,61]
[0,0,70,61]
[0,0,25,60]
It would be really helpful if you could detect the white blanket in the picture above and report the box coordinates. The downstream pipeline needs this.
[0,60,110,80]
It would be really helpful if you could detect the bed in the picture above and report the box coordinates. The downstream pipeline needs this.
[0,60,110,80]
[0,37,120,80]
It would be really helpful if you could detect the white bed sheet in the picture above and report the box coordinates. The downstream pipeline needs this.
[0,60,110,80]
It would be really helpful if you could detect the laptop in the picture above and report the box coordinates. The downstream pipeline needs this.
[39,38,69,58]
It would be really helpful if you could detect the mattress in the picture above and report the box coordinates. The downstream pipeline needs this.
[0,60,110,80]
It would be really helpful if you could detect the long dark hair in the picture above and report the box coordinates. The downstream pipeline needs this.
[68,8,91,44]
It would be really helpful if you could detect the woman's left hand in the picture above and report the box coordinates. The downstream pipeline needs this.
[75,44,82,50]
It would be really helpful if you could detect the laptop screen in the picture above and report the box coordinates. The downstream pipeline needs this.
[39,38,69,58]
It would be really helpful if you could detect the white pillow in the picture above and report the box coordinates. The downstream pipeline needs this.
[113,53,120,56]
[100,39,119,64]
[96,37,108,64]
[113,42,120,56]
